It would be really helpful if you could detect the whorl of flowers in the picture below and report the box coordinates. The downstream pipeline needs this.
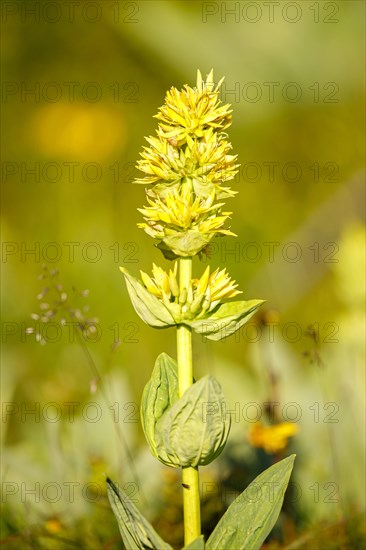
[135,70,239,258]
[139,263,241,322]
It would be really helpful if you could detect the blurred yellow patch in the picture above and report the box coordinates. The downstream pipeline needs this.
[30,102,126,161]
[248,421,299,454]
[45,517,62,534]
[334,223,365,307]
[88,455,108,496]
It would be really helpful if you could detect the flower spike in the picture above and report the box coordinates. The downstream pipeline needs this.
[135,70,240,258]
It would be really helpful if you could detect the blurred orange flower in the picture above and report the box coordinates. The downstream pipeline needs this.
[248,421,299,454]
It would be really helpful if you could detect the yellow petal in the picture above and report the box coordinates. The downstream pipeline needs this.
[197,266,210,295]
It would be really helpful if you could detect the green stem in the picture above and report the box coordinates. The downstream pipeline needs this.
[177,256,201,546]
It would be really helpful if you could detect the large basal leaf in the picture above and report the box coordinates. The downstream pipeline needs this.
[106,477,173,550]
[189,299,265,341]
[206,454,295,550]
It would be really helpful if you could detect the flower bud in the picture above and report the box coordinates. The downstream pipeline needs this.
[155,375,230,468]
[141,355,230,469]
[179,288,188,305]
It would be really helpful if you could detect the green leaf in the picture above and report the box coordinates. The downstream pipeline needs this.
[120,267,175,328]
[155,375,230,467]
[140,353,179,459]
[155,241,179,261]
[206,455,295,550]
[183,535,205,549]
[189,299,265,341]
[163,230,212,257]
[106,477,173,550]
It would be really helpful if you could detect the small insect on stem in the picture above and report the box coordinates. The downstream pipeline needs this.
[182,483,190,489]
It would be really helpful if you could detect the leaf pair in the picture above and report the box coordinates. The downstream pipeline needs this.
[120,267,264,340]
[107,454,295,550]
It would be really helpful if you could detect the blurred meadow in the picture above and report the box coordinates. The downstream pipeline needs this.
[1,1,365,548]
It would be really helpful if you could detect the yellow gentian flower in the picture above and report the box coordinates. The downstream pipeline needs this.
[139,264,242,322]
[136,129,238,199]
[155,69,232,146]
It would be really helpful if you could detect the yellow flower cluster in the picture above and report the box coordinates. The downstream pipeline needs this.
[140,263,241,322]
[135,70,239,258]
[138,185,235,243]
[136,130,238,199]
[154,71,232,146]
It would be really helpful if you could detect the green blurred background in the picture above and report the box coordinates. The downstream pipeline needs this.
[1,1,365,548]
